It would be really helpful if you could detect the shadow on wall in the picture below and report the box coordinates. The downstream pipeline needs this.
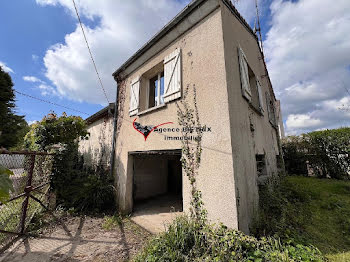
[81,117,113,171]
[114,152,126,212]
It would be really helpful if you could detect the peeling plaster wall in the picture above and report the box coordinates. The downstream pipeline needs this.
[115,5,239,229]
[79,116,114,169]
[220,2,280,232]
[114,0,280,232]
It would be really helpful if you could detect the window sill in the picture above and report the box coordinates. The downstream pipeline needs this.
[269,119,278,130]
[248,102,264,116]
[137,104,166,116]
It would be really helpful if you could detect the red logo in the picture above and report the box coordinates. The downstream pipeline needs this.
[133,118,173,141]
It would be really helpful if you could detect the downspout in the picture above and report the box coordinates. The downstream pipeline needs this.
[109,84,119,180]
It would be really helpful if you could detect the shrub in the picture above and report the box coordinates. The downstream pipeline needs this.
[306,128,350,179]
[134,216,324,262]
[251,174,311,243]
[23,112,115,213]
[52,143,115,212]
[24,112,88,151]
[282,136,308,175]
[282,127,350,179]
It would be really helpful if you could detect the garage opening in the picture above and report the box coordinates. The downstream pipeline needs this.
[132,150,183,217]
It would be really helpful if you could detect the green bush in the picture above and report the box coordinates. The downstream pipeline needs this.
[251,174,311,243]
[24,112,88,151]
[134,216,324,262]
[23,112,115,213]
[282,136,308,175]
[282,127,350,179]
[52,143,115,212]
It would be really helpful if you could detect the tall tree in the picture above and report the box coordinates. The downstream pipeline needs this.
[0,66,28,149]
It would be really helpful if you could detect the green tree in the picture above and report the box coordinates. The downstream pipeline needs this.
[23,112,114,212]
[24,112,89,151]
[0,66,28,149]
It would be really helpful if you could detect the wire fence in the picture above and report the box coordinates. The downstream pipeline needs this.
[0,150,54,252]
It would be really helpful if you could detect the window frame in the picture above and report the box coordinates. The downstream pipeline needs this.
[238,47,264,116]
[147,71,165,109]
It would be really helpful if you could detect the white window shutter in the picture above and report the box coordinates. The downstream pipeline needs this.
[164,48,182,103]
[129,78,140,116]
[266,91,276,125]
[238,47,251,101]
[256,80,264,113]
[266,92,271,120]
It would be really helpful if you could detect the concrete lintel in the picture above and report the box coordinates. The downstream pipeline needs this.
[128,149,182,156]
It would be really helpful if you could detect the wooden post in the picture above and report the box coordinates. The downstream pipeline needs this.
[19,154,35,234]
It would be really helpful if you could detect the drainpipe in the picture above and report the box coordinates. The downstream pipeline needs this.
[109,85,119,180]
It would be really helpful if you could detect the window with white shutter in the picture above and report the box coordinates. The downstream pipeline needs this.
[163,48,182,103]
[266,91,276,126]
[129,77,140,116]
[238,47,252,101]
[256,80,264,113]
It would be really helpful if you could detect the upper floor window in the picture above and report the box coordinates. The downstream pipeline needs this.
[238,47,264,114]
[149,72,165,108]
[129,48,182,116]
[266,92,277,127]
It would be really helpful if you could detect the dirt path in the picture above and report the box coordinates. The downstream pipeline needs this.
[0,215,151,262]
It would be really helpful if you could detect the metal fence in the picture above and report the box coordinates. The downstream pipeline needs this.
[0,150,54,252]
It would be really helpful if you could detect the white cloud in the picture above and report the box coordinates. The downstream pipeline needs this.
[36,0,258,106]
[286,114,322,131]
[265,0,350,134]
[35,0,350,135]
[38,83,59,96]
[23,75,58,96]
[0,61,14,73]
[23,76,44,83]
[36,0,188,105]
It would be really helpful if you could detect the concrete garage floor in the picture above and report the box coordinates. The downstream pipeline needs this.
[131,194,183,234]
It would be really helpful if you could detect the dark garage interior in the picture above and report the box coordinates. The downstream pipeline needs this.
[132,151,183,214]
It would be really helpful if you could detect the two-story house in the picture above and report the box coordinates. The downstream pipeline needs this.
[95,0,282,233]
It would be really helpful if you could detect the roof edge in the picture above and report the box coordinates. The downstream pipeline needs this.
[85,103,115,124]
[112,0,258,79]
[112,0,206,78]
[221,0,257,40]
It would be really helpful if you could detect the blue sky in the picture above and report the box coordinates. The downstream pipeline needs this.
[1,0,350,134]
[0,0,102,122]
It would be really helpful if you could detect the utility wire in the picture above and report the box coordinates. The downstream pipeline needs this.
[71,0,110,104]
[15,90,89,116]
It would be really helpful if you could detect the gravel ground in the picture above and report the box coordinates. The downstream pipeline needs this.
[0,215,151,262]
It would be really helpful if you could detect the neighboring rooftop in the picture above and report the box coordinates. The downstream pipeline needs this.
[85,103,115,124]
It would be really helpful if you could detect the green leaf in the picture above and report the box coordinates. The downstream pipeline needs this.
[0,165,14,203]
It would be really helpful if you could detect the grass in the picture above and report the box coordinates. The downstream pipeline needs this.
[102,214,123,230]
[286,177,350,252]
[0,186,50,246]
[134,215,325,261]
[254,176,350,262]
